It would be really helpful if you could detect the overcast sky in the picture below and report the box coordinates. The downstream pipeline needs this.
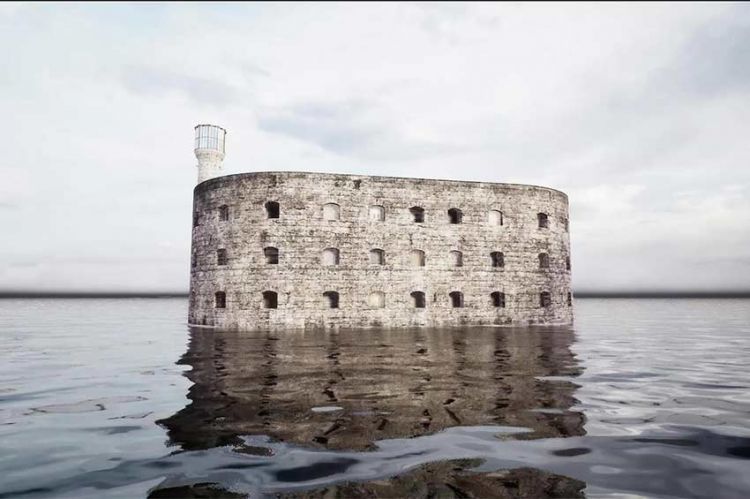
[1,2,749,293]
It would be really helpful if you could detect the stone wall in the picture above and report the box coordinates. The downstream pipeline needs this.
[189,172,572,329]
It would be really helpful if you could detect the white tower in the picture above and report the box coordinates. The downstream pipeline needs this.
[194,124,226,184]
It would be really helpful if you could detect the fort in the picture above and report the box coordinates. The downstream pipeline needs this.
[188,124,573,329]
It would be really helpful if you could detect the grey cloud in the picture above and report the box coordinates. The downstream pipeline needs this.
[121,66,240,107]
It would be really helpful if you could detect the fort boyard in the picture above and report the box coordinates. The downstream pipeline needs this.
[188,124,573,330]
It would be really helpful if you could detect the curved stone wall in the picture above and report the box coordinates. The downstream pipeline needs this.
[189,172,572,329]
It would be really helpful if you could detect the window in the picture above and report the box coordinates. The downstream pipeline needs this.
[263,291,278,309]
[191,253,197,269]
[540,292,551,308]
[411,291,426,308]
[411,249,425,267]
[448,208,463,224]
[410,206,425,223]
[538,212,549,228]
[370,248,385,265]
[490,251,504,268]
[539,253,549,269]
[566,256,571,271]
[322,248,340,266]
[192,212,199,228]
[215,291,226,309]
[217,249,227,266]
[323,203,340,221]
[567,292,573,306]
[449,291,464,308]
[368,291,385,308]
[564,218,569,232]
[265,201,280,219]
[491,291,505,308]
[218,205,229,221]
[264,247,279,265]
[450,250,463,267]
[323,291,339,309]
[488,210,503,226]
[369,205,385,221]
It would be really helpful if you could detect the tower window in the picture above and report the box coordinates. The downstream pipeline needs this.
[490,251,504,268]
[323,291,339,309]
[450,250,463,267]
[539,253,549,269]
[370,248,385,265]
[410,206,425,223]
[191,253,197,269]
[567,292,573,306]
[540,292,551,308]
[264,247,279,265]
[322,248,340,266]
[369,205,385,221]
[448,208,463,224]
[265,201,280,219]
[323,203,340,221]
[368,291,385,309]
[411,291,426,308]
[215,291,226,309]
[217,249,227,266]
[538,213,549,228]
[488,210,503,226]
[566,256,571,271]
[218,205,229,221]
[411,249,426,267]
[564,218,569,232]
[449,291,464,308]
[262,291,278,309]
[491,291,505,308]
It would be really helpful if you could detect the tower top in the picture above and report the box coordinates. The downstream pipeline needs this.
[194,124,226,184]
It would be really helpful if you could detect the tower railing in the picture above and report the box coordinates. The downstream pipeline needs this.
[194,124,226,154]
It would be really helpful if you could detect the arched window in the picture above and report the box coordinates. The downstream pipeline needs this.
[449,291,464,308]
[450,250,463,267]
[368,291,385,309]
[323,291,339,309]
[411,291,426,308]
[491,291,505,308]
[323,203,340,221]
[411,249,426,267]
[218,205,229,221]
[488,210,503,226]
[490,251,504,268]
[215,291,226,309]
[369,205,385,221]
[566,256,571,271]
[322,248,340,266]
[567,292,573,306]
[448,208,463,224]
[539,253,549,269]
[217,249,227,266]
[262,291,278,309]
[265,201,280,219]
[264,247,279,265]
[369,248,385,265]
[540,292,551,308]
[410,206,425,223]
[538,212,549,228]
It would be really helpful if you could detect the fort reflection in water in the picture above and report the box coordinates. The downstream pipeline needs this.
[157,326,587,497]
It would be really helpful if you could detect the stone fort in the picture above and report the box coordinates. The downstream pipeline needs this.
[188,124,572,329]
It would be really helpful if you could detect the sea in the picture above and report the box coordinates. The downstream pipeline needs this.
[1,298,749,498]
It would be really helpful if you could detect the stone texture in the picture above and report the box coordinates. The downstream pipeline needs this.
[188,172,572,329]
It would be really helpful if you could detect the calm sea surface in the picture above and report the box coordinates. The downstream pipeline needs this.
[1,298,749,498]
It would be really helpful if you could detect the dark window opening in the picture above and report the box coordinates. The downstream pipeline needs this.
[491,291,505,308]
[411,291,426,308]
[215,291,226,309]
[540,292,551,308]
[538,212,549,228]
[191,253,197,269]
[566,256,571,271]
[217,249,227,266]
[449,291,464,308]
[193,212,199,228]
[410,206,425,223]
[491,251,504,268]
[539,253,549,269]
[264,247,279,264]
[448,208,463,224]
[564,218,569,232]
[370,248,385,265]
[323,291,339,309]
[218,205,229,221]
[265,201,280,219]
[450,250,463,267]
[263,291,278,309]
[567,292,573,306]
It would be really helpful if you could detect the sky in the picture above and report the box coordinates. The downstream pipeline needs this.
[1,2,749,293]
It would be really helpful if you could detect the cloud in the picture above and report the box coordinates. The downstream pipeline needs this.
[121,66,241,108]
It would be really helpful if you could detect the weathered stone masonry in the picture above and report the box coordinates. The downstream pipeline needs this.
[189,171,572,329]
